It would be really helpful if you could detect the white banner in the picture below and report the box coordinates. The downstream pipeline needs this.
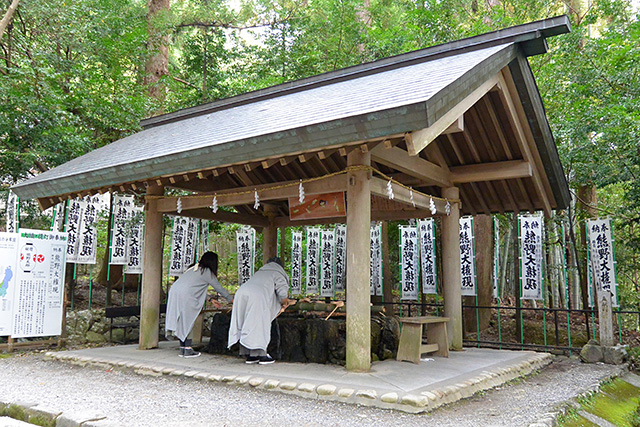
[236,228,255,285]
[183,217,199,269]
[459,217,476,297]
[76,195,100,264]
[169,217,188,275]
[6,191,19,233]
[320,229,335,298]
[0,233,18,335]
[124,206,144,274]
[520,214,543,301]
[51,202,66,232]
[335,224,346,293]
[587,218,618,306]
[370,223,383,297]
[400,225,419,301]
[290,231,303,295]
[493,217,500,299]
[110,195,134,265]
[418,219,437,295]
[305,227,321,294]
[11,230,67,338]
[65,198,86,263]
[198,219,209,259]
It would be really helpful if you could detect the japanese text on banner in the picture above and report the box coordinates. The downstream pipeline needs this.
[370,224,383,297]
[587,218,618,306]
[320,230,335,297]
[305,227,320,294]
[236,228,255,285]
[418,219,437,295]
[334,225,347,293]
[459,217,476,296]
[290,231,303,295]
[519,214,543,301]
[400,225,419,301]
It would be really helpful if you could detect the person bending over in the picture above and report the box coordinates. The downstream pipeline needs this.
[228,257,293,364]
[166,251,232,357]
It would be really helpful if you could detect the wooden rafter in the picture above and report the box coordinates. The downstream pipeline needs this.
[450,160,532,183]
[370,145,452,187]
[406,74,499,156]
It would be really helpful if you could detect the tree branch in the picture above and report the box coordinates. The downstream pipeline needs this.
[0,0,20,40]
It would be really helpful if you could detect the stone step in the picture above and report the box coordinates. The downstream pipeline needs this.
[0,416,34,426]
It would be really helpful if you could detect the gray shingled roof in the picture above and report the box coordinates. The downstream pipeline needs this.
[13,43,512,202]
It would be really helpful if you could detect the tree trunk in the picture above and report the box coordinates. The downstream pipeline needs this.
[145,0,170,112]
[0,0,20,40]
[577,184,597,310]
[464,214,493,333]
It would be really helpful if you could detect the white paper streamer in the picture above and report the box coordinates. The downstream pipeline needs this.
[429,197,436,215]
[410,188,415,208]
[386,180,394,200]
[176,197,183,214]
[211,195,218,214]
[445,200,451,216]
[298,180,305,204]
[253,190,260,210]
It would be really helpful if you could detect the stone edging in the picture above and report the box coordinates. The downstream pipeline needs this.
[35,351,553,417]
[527,363,630,427]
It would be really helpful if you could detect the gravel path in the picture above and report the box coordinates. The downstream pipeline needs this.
[0,353,623,426]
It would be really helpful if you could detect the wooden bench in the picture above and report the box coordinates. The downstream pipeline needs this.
[105,304,167,344]
[396,316,450,364]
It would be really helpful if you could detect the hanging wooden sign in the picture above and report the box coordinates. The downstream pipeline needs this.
[289,192,346,221]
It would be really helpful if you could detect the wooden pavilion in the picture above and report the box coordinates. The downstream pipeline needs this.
[12,16,571,371]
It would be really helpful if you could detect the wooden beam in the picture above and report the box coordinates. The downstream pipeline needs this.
[157,174,348,213]
[179,208,269,227]
[497,70,552,216]
[370,145,452,187]
[369,177,449,215]
[406,74,499,156]
[450,160,532,183]
[442,115,464,134]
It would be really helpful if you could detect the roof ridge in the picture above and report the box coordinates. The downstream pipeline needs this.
[141,15,570,130]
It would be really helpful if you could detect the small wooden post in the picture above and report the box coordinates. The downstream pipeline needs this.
[346,150,371,372]
[139,184,164,350]
[441,186,462,350]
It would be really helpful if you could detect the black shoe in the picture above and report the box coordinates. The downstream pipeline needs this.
[258,355,275,365]
[178,347,185,357]
[182,347,201,358]
[245,356,260,364]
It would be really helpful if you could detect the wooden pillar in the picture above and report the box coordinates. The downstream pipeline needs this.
[139,183,164,350]
[263,206,278,263]
[346,150,371,372]
[441,186,462,350]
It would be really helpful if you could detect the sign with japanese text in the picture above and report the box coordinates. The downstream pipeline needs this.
[183,217,198,269]
[236,227,256,285]
[0,233,18,335]
[169,217,188,275]
[6,191,19,233]
[65,198,86,263]
[519,214,543,301]
[305,227,321,294]
[110,195,134,265]
[587,218,618,306]
[459,217,476,297]
[76,195,101,265]
[198,220,210,259]
[50,202,66,232]
[400,225,419,300]
[123,206,144,274]
[370,223,383,297]
[320,229,335,297]
[289,192,346,221]
[6,230,67,338]
[290,231,303,295]
[418,219,437,295]
[334,224,346,293]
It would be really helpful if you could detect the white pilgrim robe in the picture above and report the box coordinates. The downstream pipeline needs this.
[165,265,232,342]
[228,262,289,351]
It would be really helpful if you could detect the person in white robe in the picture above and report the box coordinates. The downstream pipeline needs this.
[166,251,232,357]
[228,257,293,364]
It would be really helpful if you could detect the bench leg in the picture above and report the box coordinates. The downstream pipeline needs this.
[192,312,204,345]
[396,323,423,364]
[426,323,449,358]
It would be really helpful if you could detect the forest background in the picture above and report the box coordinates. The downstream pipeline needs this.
[0,0,639,324]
